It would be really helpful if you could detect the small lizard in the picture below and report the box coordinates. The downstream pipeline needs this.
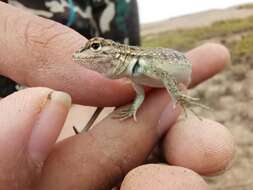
[72,37,207,132]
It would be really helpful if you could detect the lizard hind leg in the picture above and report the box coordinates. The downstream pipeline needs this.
[163,78,210,120]
[177,93,208,109]
[177,93,210,120]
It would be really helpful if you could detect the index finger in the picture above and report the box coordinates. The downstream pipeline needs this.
[0,2,133,106]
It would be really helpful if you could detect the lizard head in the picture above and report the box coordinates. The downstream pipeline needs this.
[72,37,121,78]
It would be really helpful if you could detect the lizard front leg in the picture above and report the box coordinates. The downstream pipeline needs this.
[113,82,145,121]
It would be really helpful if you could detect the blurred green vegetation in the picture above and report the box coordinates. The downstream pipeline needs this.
[238,3,253,9]
[232,32,253,57]
[142,16,253,62]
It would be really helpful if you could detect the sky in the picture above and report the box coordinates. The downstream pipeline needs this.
[137,0,253,23]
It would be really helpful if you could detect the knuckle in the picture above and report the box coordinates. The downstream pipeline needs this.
[21,17,74,82]
[23,17,71,52]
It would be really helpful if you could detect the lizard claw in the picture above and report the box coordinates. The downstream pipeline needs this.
[176,93,210,120]
[112,106,138,121]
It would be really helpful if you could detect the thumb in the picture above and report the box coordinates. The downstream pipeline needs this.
[0,87,71,189]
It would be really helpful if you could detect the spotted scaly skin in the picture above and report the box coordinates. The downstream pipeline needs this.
[72,37,207,132]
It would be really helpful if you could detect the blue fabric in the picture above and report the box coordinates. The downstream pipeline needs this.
[67,0,76,26]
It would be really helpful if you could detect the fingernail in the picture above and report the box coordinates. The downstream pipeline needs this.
[48,91,72,109]
[157,102,181,136]
[28,91,72,164]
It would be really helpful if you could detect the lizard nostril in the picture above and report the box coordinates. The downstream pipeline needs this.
[72,53,78,59]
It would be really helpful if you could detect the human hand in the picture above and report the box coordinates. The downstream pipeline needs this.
[0,2,234,190]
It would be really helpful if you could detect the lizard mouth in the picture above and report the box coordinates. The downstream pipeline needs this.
[72,53,105,60]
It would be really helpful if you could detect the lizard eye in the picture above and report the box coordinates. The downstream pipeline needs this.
[90,42,102,51]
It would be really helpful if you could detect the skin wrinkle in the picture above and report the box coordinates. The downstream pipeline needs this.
[22,22,84,90]
[24,33,72,86]
[14,15,30,48]
[5,8,73,86]
[23,19,64,55]
[46,133,124,190]
[26,20,72,51]
[86,132,124,188]
[22,18,48,86]
[34,20,76,50]
[42,30,71,49]
[23,19,62,48]
[88,107,163,183]
[0,10,34,80]
[24,18,34,48]
[71,130,132,189]
[89,128,125,172]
